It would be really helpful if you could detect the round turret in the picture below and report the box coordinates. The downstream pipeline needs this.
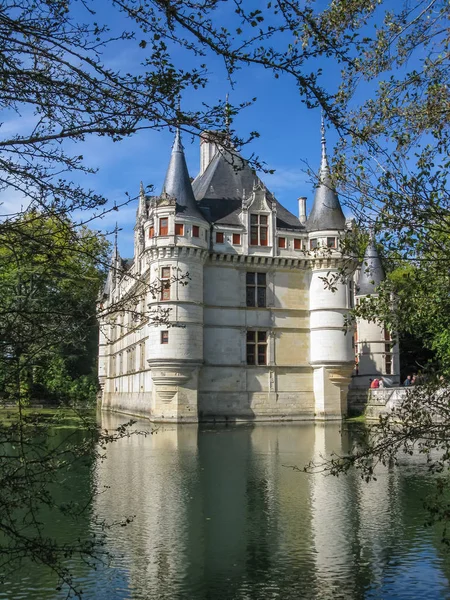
[145,129,207,420]
[307,118,354,419]
[353,236,400,387]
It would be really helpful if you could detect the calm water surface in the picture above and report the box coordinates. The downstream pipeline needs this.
[2,414,450,599]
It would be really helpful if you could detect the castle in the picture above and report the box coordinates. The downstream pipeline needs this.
[97,124,400,422]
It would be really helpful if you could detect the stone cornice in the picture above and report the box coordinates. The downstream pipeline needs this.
[208,253,309,268]
[207,252,354,269]
[147,245,209,262]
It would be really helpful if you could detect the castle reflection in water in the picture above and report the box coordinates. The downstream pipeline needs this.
[93,414,450,600]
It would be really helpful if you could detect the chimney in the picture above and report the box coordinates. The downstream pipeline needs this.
[298,196,307,224]
[200,131,219,175]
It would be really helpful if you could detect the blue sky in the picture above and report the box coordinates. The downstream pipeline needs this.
[74,72,340,258]
[66,0,350,257]
[0,0,350,258]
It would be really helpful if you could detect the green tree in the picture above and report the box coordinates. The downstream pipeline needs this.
[1,0,450,592]
[0,213,109,405]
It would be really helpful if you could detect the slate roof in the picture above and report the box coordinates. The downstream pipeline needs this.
[357,239,385,296]
[162,130,207,221]
[192,149,304,230]
[122,258,134,271]
[306,125,346,232]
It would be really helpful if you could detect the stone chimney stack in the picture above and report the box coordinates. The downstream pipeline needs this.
[200,131,219,175]
[298,196,307,224]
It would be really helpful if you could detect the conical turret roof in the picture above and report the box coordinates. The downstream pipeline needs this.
[306,118,346,232]
[162,129,206,220]
[357,236,385,296]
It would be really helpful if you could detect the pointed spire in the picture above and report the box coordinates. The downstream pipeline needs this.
[320,110,329,173]
[111,223,120,289]
[173,126,183,152]
[138,181,146,217]
[113,223,119,260]
[162,128,206,220]
[305,113,346,232]
[357,232,385,296]
[225,93,231,140]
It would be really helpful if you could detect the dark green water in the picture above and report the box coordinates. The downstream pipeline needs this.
[2,413,450,599]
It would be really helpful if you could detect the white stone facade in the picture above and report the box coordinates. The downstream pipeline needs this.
[98,132,396,421]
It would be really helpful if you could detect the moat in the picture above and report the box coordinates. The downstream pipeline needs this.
[2,414,450,599]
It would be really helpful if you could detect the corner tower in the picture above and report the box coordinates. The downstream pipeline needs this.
[353,234,400,387]
[307,118,355,419]
[145,129,208,421]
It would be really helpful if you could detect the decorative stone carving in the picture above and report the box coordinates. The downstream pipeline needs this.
[148,361,198,402]
[327,363,354,388]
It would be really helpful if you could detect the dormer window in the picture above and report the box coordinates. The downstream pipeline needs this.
[250,214,268,246]
[216,232,224,243]
[159,218,168,236]
[278,237,286,249]
[192,225,200,238]
[327,237,337,249]
[175,223,184,235]
[294,239,301,250]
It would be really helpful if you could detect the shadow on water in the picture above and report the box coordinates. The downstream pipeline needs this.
[2,414,450,599]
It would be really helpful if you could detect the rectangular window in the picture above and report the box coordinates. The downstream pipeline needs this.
[250,214,268,246]
[246,272,266,307]
[233,233,241,245]
[161,331,169,344]
[278,237,286,248]
[192,225,200,237]
[327,237,337,248]
[216,232,224,243]
[294,238,301,250]
[161,267,170,301]
[310,238,318,250]
[118,353,123,375]
[246,330,267,365]
[140,343,145,370]
[149,225,154,238]
[349,281,354,308]
[159,218,168,236]
[385,354,392,375]
[175,223,184,235]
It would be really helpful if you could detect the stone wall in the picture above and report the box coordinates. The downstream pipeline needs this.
[364,387,407,421]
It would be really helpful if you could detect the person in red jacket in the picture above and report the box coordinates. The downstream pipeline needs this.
[370,378,380,389]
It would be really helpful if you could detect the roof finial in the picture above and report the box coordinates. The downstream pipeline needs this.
[114,222,118,254]
[320,110,328,171]
[173,126,183,152]
[225,93,230,139]
[172,96,184,152]
[138,181,146,217]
